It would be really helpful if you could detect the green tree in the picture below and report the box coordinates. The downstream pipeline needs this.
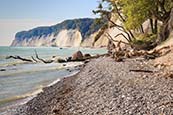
[94,0,173,50]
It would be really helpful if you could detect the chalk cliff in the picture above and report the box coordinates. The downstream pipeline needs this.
[11,18,108,47]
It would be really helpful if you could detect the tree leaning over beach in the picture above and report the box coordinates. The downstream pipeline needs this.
[93,0,173,50]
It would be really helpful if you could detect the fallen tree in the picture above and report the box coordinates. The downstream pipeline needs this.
[6,50,54,64]
[34,50,53,64]
[6,50,109,64]
[6,55,33,62]
[108,39,171,61]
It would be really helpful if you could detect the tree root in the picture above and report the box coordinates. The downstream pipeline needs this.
[108,38,171,61]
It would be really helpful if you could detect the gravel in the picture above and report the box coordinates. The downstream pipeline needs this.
[14,57,173,115]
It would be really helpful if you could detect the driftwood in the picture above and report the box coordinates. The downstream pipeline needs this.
[68,53,109,62]
[6,50,53,63]
[106,34,172,61]
[34,50,53,64]
[105,31,172,62]
[129,69,153,73]
[6,49,109,64]
[6,55,33,62]
[105,32,131,46]
[31,56,38,62]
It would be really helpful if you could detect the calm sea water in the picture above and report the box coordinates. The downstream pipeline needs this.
[0,46,106,113]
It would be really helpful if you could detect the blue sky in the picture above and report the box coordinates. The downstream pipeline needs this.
[0,0,99,45]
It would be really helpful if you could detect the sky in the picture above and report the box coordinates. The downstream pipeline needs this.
[0,0,99,46]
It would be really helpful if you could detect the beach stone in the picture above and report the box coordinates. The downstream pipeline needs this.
[84,54,91,58]
[66,56,72,61]
[57,58,66,63]
[13,57,173,115]
[52,56,56,58]
[52,56,66,63]
[63,64,66,66]
[84,60,90,64]
[0,68,6,71]
[72,51,83,60]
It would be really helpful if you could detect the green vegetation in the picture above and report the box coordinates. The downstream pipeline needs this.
[131,34,157,50]
[93,0,173,50]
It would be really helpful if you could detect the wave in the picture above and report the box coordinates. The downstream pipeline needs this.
[0,61,83,114]
[0,71,80,115]
[0,61,83,77]
[0,60,31,68]
[47,70,79,87]
[47,78,61,87]
[0,70,80,108]
[0,63,63,77]
[0,86,43,114]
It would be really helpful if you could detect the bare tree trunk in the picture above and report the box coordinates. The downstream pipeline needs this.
[154,19,158,34]
[34,50,53,64]
[6,56,33,62]
[107,39,115,55]
[140,25,144,34]
[158,18,170,43]
[150,18,154,34]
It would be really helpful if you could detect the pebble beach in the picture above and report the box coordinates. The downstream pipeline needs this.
[10,57,173,115]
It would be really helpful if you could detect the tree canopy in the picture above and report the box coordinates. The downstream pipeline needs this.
[94,0,173,50]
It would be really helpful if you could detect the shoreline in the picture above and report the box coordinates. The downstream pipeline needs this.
[13,57,173,115]
[1,65,82,115]
[47,71,80,87]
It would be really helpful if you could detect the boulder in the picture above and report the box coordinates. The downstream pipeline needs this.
[72,51,83,60]
[57,58,66,63]
[52,56,66,63]
[84,54,91,58]
[0,69,6,71]
[66,57,72,61]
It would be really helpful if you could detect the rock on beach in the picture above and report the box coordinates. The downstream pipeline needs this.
[14,57,173,115]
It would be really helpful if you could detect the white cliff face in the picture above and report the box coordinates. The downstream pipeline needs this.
[13,18,138,48]
[11,29,109,48]
[11,18,106,47]
[11,24,130,48]
[11,34,56,47]
[55,29,82,47]
[81,31,109,48]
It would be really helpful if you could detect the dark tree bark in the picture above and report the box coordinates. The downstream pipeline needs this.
[140,25,144,34]
[150,18,154,34]
[158,18,170,43]
[154,19,158,34]
[34,50,53,64]
[6,56,33,62]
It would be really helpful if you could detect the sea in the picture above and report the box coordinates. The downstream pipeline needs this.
[0,46,106,114]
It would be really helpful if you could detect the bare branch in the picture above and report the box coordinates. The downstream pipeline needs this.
[31,56,38,62]
[6,56,33,62]
[105,32,131,46]
[113,4,126,22]
[114,33,129,42]
[34,50,53,64]
[107,18,133,40]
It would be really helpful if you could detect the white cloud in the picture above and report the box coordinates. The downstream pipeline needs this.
[0,19,59,46]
